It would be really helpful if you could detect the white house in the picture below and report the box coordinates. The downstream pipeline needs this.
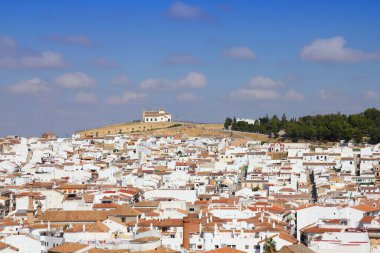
[309,232,370,253]
[142,109,172,123]
[236,118,258,125]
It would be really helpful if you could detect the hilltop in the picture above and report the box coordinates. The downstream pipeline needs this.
[75,121,268,140]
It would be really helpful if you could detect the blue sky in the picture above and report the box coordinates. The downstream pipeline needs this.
[1,0,380,136]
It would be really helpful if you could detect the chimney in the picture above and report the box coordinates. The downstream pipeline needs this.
[37,201,42,217]
[27,188,34,225]
[182,216,190,250]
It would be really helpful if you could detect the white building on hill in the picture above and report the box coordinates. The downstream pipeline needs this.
[142,109,172,123]
[237,118,258,125]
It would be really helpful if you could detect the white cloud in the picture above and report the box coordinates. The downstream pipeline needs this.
[0,36,18,53]
[139,72,207,90]
[230,76,303,102]
[20,51,65,68]
[139,79,162,90]
[54,72,95,89]
[176,92,198,102]
[0,36,66,68]
[285,90,305,101]
[163,53,199,64]
[319,89,340,100]
[248,76,283,89]
[230,88,280,100]
[8,78,49,95]
[224,47,257,60]
[178,72,207,88]
[109,74,131,86]
[74,92,98,104]
[284,73,303,83]
[44,35,93,46]
[0,51,66,68]
[90,58,118,68]
[301,36,380,63]
[106,91,146,105]
[364,90,379,100]
[167,1,208,20]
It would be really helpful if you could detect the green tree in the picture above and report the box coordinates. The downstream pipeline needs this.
[370,127,380,144]
[224,117,232,130]
[263,238,276,253]
[252,186,260,191]
[364,108,380,121]
[231,117,237,131]
[266,115,281,136]
[223,108,380,143]
[281,113,288,128]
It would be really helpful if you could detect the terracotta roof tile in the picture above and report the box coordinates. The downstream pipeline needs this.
[48,242,90,253]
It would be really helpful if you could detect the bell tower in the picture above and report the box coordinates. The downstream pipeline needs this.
[27,184,35,225]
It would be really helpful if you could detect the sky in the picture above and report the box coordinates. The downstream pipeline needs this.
[1,0,380,137]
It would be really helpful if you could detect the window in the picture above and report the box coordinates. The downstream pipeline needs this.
[245,245,249,250]
[189,208,195,212]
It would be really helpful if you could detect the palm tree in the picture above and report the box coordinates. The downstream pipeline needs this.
[263,238,277,253]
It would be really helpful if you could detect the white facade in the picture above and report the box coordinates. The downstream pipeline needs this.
[236,118,258,125]
[309,232,370,253]
[143,109,172,123]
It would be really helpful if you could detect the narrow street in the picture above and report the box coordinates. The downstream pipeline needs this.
[309,170,318,203]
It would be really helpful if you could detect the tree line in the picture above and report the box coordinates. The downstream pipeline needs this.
[224,108,380,144]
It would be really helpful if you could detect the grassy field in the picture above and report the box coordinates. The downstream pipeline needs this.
[76,121,268,140]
